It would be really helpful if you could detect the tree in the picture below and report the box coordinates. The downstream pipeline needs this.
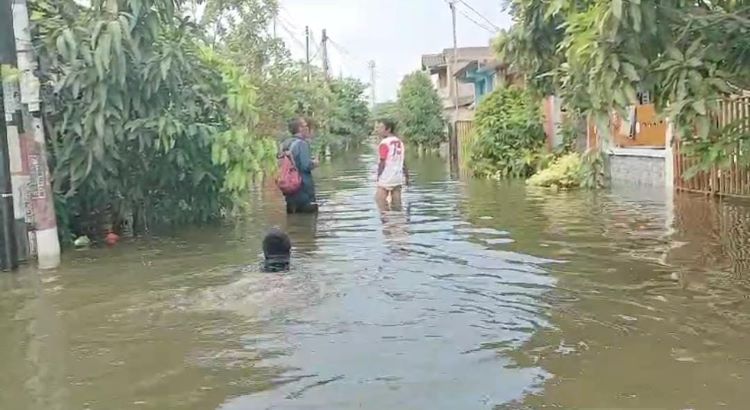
[29,0,371,242]
[31,0,275,239]
[496,0,750,170]
[396,71,446,148]
[198,0,295,138]
[328,77,371,149]
[372,101,400,123]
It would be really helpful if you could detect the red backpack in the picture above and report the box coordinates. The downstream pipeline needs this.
[276,140,302,195]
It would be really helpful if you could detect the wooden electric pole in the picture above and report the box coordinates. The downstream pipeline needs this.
[305,26,311,82]
[368,60,376,108]
[321,29,330,82]
[450,0,459,123]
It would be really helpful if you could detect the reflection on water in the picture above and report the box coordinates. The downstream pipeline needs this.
[1,150,750,409]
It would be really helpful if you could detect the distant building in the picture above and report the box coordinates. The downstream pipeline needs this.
[453,58,521,108]
[421,46,494,123]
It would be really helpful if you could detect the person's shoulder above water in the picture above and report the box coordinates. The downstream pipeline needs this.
[280,136,299,150]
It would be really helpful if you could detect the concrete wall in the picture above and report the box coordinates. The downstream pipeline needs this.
[437,63,474,105]
[608,148,666,187]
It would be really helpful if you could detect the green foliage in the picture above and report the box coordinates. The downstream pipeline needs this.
[558,115,575,154]
[372,101,400,123]
[527,153,583,188]
[470,86,547,179]
[681,115,750,179]
[494,0,567,98]
[201,47,277,198]
[528,149,606,189]
[579,148,607,189]
[31,0,276,237]
[0,65,20,81]
[327,77,371,150]
[266,66,371,156]
[497,0,750,171]
[396,71,446,148]
[28,0,370,240]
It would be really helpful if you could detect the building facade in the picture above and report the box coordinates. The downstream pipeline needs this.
[421,47,493,123]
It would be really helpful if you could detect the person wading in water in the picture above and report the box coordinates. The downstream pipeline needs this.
[375,118,409,211]
[280,117,319,214]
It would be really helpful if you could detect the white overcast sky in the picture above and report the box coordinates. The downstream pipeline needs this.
[276,0,512,102]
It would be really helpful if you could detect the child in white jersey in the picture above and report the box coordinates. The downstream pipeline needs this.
[375,119,409,210]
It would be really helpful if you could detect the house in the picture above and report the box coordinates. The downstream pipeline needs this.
[421,46,494,122]
[454,58,519,107]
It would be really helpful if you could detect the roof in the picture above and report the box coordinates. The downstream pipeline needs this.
[451,61,472,76]
[421,53,445,69]
[454,58,504,78]
[421,46,493,72]
[442,46,493,61]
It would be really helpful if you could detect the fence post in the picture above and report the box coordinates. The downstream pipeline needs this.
[664,119,675,191]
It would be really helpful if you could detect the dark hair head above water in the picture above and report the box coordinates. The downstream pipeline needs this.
[262,228,291,272]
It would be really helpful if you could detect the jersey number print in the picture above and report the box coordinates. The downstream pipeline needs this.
[389,140,403,157]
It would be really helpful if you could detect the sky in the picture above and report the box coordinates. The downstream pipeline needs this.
[276,0,513,103]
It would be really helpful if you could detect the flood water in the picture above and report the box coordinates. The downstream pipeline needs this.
[2,149,750,409]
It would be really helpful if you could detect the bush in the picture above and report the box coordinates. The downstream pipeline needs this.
[470,87,546,179]
[527,153,583,188]
[527,150,607,189]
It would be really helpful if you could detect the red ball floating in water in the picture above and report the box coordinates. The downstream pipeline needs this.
[105,232,120,247]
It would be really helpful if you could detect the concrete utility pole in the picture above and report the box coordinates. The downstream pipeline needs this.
[10,0,61,270]
[0,0,19,271]
[2,0,25,269]
[321,29,330,82]
[449,0,459,124]
[305,26,311,82]
[368,60,376,108]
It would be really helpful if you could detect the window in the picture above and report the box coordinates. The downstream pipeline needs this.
[638,91,651,104]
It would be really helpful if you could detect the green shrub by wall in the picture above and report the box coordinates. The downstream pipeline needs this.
[469,87,546,179]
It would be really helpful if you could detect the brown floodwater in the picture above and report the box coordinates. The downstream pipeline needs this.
[1,150,750,409]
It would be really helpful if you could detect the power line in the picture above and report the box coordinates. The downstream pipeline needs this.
[327,37,370,66]
[325,38,374,79]
[442,0,496,34]
[310,43,322,61]
[457,0,500,31]
[277,19,307,54]
[277,5,300,31]
[311,32,324,59]
[457,8,496,33]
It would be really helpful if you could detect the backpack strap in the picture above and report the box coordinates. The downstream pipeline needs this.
[279,138,302,168]
[278,138,301,159]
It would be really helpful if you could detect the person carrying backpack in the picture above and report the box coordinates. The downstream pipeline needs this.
[278,117,319,214]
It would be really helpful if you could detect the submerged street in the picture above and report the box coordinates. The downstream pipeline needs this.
[2,150,750,409]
